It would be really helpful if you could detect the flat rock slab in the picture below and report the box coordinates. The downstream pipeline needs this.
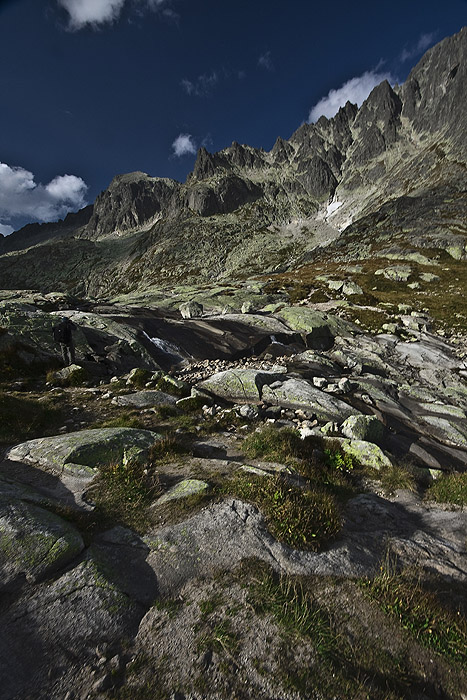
[112,390,178,408]
[0,554,144,700]
[0,496,84,589]
[142,491,467,598]
[5,428,162,475]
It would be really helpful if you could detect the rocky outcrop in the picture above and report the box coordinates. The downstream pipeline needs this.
[84,172,179,238]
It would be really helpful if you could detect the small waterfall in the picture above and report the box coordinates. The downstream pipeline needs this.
[142,331,182,357]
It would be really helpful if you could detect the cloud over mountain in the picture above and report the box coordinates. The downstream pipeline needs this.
[0,162,88,229]
[172,133,197,157]
[400,32,436,62]
[308,69,396,122]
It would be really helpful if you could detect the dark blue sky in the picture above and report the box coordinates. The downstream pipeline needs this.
[0,0,466,233]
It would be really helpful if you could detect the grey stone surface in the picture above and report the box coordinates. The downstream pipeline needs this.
[5,428,162,474]
[112,390,178,408]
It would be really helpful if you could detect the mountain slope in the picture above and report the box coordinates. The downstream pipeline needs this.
[0,27,465,297]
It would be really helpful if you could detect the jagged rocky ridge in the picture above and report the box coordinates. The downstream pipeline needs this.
[0,28,466,296]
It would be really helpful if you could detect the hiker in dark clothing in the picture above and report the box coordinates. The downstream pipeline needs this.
[53,317,77,366]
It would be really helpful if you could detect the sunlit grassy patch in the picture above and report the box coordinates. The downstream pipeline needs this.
[426,471,467,507]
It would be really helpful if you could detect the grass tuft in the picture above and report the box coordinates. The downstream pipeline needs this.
[426,471,467,507]
[225,472,341,550]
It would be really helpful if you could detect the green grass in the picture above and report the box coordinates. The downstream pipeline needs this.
[376,463,417,495]
[224,471,341,550]
[90,436,189,531]
[0,392,62,444]
[91,458,162,531]
[242,425,312,465]
[93,412,147,430]
[360,566,467,665]
[426,471,467,507]
[242,562,436,699]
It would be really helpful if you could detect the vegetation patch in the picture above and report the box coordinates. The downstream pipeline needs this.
[0,392,62,444]
[242,424,310,465]
[426,471,467,507]
[360,565,467,665]
[90,436,188,531]
[224,471,341,550]
[373,462,417,495]
[92,412,147,430]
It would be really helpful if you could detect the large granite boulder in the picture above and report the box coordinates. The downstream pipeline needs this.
[5,428,162,475]
[0,497,84,589]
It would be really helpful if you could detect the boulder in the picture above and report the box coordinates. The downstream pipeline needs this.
[5,428,162,475]
[0,497,84,588]
[341,415,384,443]
[198,370,359,422]
[342,281,363,296]
[112,390,178,408]
[335,438,393,470]
[156,479,209,505]
[277,307,358,344]
[53,364,88,385]
[179,301,203,319]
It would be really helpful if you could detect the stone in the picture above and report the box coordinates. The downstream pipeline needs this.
[112,390,178,408]
[236,404,260,420]
[419,273,440,283]
[336,438,393,470]
[126,367,152,385]
[327,279,344,291]
[179,301,203,319]
[340,415,384,443]
[313,377,328,389]
[5,428,162,475]
[0,498,84,588]
[380,265,412,282]
[53,364,87,385]
[241,301,254,313]
[342,281,363,295]
[156,479,209,505]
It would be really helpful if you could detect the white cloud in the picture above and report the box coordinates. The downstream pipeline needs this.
[181,71,218,97]
[308,70,395,122]
[57,0,173,30]
[258,51,273,71]
[400,32,436,63]
[0,223,14,236]
[0,162,88,227]
[58,0,126,29]
[172,134,197,157]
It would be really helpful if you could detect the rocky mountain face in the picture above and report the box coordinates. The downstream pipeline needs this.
[0,28,466,296]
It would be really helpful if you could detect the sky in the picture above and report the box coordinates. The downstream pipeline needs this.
[0,0,466,234]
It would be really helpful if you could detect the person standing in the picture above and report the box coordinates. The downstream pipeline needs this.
[53,317,77,366]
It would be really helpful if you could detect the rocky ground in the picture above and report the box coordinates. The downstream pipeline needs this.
[0,290,466,699]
